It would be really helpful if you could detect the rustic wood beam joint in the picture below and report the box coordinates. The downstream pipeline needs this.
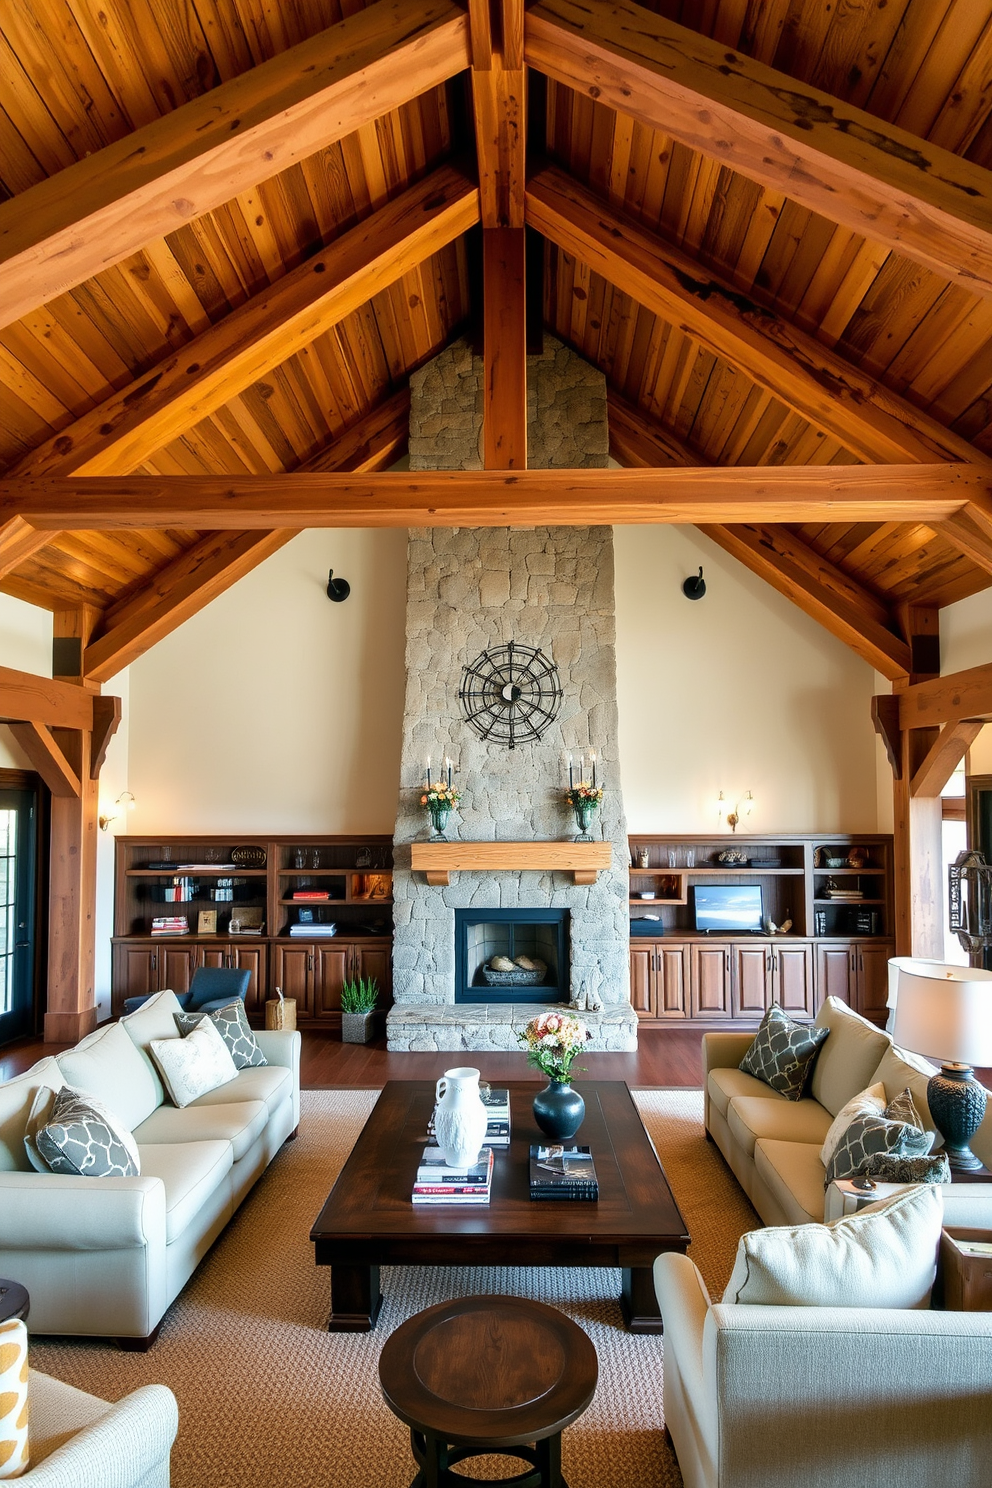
[0,666,95,730]
[897,663,992,731]
[910,720,985,798]
[872,695,902,780]
[8,721,81,798]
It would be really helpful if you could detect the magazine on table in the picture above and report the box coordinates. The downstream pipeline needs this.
[412,1144,494,1205]
[529,1145,599,1201]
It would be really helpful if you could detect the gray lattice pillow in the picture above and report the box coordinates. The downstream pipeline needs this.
[738,1004,829,1100]
[32,1085,140,1177]
[175,999,267,1070]
[825,1087,935,1184]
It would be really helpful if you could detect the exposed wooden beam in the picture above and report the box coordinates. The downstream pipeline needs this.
[3,465,991,530]
[526,0,992,299]
[911,720,985,798]
[0,666,94,730]
[704,524,912,681]
[7,721,81,798]
[872,695,902,780]
[897,663,992,730]
[606,390,696,467]
[526,164,984,466]
[0,516,48,579]
[940,498,992,578]
[483,228,528,468]
[81,394,411,682]
[89,695,122,779]
[10,168,477,479]
[0,0,471,328]
[470,0,525,228]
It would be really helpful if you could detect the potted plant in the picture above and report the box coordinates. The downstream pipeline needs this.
[340,975,379,1044]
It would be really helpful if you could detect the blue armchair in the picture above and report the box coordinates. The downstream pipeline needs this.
[122,965,250,1018]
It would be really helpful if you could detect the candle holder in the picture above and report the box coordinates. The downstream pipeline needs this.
[420,777,461,841]
[564,784,604,842]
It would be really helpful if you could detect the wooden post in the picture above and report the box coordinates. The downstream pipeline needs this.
[892,606,942,958]
[483,227,528,469]
[46,608,100,1042]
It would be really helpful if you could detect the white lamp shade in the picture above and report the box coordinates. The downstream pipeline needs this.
[886,956,952,1009]
[891,963,992,1067]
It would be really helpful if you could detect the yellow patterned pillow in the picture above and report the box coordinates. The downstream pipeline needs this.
[0,1316,28,1479]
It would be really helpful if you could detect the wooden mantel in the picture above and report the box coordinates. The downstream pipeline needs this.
[410,840,613,886]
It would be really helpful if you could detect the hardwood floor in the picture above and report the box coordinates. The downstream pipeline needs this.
[0,1026,706,1087]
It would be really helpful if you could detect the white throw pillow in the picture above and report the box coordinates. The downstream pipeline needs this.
[723,1183,943,1310]
[150,1016,238,1109]
[819,1080,887,1167]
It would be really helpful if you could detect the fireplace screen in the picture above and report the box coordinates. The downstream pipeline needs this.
[455,908,569,1004]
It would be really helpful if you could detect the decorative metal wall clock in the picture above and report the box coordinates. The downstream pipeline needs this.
[459,642,563,749]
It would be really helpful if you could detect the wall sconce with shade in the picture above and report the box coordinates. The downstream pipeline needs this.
[99,791,136,832]
[890,962,992,1171]
[717,790,754,832]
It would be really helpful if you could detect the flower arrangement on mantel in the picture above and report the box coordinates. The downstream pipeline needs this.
[518,1011,590,1084]
[563,783,604,809]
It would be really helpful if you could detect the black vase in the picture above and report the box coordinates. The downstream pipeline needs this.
[533,1080,585,1141]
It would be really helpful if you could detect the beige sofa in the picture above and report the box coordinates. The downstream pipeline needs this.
[0,989,301,1346]
[703,994,992,1227]
[21,1371,178,1487]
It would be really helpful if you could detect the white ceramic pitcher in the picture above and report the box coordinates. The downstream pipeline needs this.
[434,1066,488,1168]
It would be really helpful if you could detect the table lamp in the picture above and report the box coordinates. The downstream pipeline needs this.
[891,963,992,1172]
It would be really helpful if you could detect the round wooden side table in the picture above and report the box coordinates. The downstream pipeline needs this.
[378,1294,598,1488]
[0,1279,29,1325]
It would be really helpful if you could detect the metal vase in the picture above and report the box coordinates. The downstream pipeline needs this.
[532,1080,585,1141]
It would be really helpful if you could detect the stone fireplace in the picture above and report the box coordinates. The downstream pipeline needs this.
[456,908,569,1005]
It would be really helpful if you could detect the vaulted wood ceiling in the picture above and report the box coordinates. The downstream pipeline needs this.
[1,0,991,686]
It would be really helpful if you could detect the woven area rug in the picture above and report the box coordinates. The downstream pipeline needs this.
[30,1089,758,1487]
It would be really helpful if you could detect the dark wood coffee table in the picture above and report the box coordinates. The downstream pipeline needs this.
[310,1080,689,1334]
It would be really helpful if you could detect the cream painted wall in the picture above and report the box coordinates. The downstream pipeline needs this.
[613,526,880,833]
[943,588,992,773]
[126,528,408,834]
[0,593,51,769]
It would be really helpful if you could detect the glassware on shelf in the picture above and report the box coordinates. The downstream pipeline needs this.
[685,849,696,868]
[293,848,306,869]
[667,849,679,868]
[310,848,322,870]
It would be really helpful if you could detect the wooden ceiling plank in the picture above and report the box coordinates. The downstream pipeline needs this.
[0,0,472,328]
[8,164,478,480]
[939,496,992,576]
[525,164,983,468]
[606,388,696,467]
[0,666,94,730]
[525,0,992,298]
[0,515,48,580]
[898,663,992,729]
[6,721,81,797]
[910,718,985,797]
[4,463,991,531]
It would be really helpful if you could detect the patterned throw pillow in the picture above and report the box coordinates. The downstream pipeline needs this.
[739,1004,830,1100]
[150,1016,238,1108]
[819,1081,887,1169]
[825,1086,935,1185]
[869,1152,951,1185]
[174,1000,267,1070]
[31,1085,141,1177]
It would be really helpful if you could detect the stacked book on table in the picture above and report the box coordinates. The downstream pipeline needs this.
[411,1145,495,1205]
[529,1145,599,1202]
[151,916,189,936]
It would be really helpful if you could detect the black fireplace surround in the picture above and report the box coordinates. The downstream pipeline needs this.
[454,908,570,1004]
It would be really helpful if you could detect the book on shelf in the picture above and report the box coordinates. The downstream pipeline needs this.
[292,891,331,901]
[151,916,189,936]
[412,1144,494,1205]
[529,1145,599,1201]
[426,1087,511,1148]
[288,922,337,936]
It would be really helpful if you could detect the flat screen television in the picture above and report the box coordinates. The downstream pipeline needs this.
[693,884,763,933]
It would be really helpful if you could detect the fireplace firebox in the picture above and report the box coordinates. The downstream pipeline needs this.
[455,908,570,1004]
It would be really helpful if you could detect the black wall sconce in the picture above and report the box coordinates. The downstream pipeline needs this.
[326,570,350,603]
[682,566,706,600]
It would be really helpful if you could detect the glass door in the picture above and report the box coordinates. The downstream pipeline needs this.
[0,787,38,1044]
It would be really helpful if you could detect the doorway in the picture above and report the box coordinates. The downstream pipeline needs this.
[0,781,40,1044]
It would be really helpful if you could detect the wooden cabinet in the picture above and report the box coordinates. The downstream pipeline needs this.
[690,942,733,1018]
[733,942,772,1017]
[628,943,688,1019]
[270,938,391,1023]
[814,941,894,1026]
[773,942,815,1018]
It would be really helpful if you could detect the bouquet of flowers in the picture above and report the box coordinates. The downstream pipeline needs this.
[564,783,604,808]
[420,782,462,811]
[518,1010,590,1083]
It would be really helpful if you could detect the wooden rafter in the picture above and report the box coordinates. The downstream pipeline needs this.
[526,0,992,299]
[80,391,412,682]
[9,167,477,480]
[897,663,992,730]
[526,164,985,467]
[4,465,991,530]
[939,502,992,579]
[7,722,81,798]
[0,0,471,328]
[0,516,49,580]
[910,720,985,798]
[470,0,526,229]
[607,391,696,468]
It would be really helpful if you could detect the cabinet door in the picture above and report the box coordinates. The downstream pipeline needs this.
[734,942,772,1016]
[774,943,814,1019]
[271,944,313,1016]
[656,944,688,1019]
[690,943,732,1018]
[856,942,893,1026]
[228,944,266,1017]
[815,944,855,1011]
[629,946,655,1017]
[158,945,197,994]
[355,942,391,1003]
[313,945,352,1017]
[111,944,159,1015]
[196,943,229,971]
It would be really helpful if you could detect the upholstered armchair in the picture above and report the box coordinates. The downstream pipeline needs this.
[21,1371,178,1486]
[122,964,250,1017]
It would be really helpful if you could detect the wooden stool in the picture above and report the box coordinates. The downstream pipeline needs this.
[378,1294,597,1488]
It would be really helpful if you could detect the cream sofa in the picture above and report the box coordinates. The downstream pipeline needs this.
[21,1372,178,1487]
[703,994,992,1227]
[0,990,301,1346]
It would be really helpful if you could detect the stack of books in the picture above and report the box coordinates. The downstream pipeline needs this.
[824,887,864,901]
[411,1145,494,1205]
[151,916,189,936]
[427,1088,512,1149]
[288,922,337,936]
[529,1145,599,1202]
[292,890,330,901]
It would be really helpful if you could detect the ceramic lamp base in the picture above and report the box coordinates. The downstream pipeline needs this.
[928,1065,988,1171]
